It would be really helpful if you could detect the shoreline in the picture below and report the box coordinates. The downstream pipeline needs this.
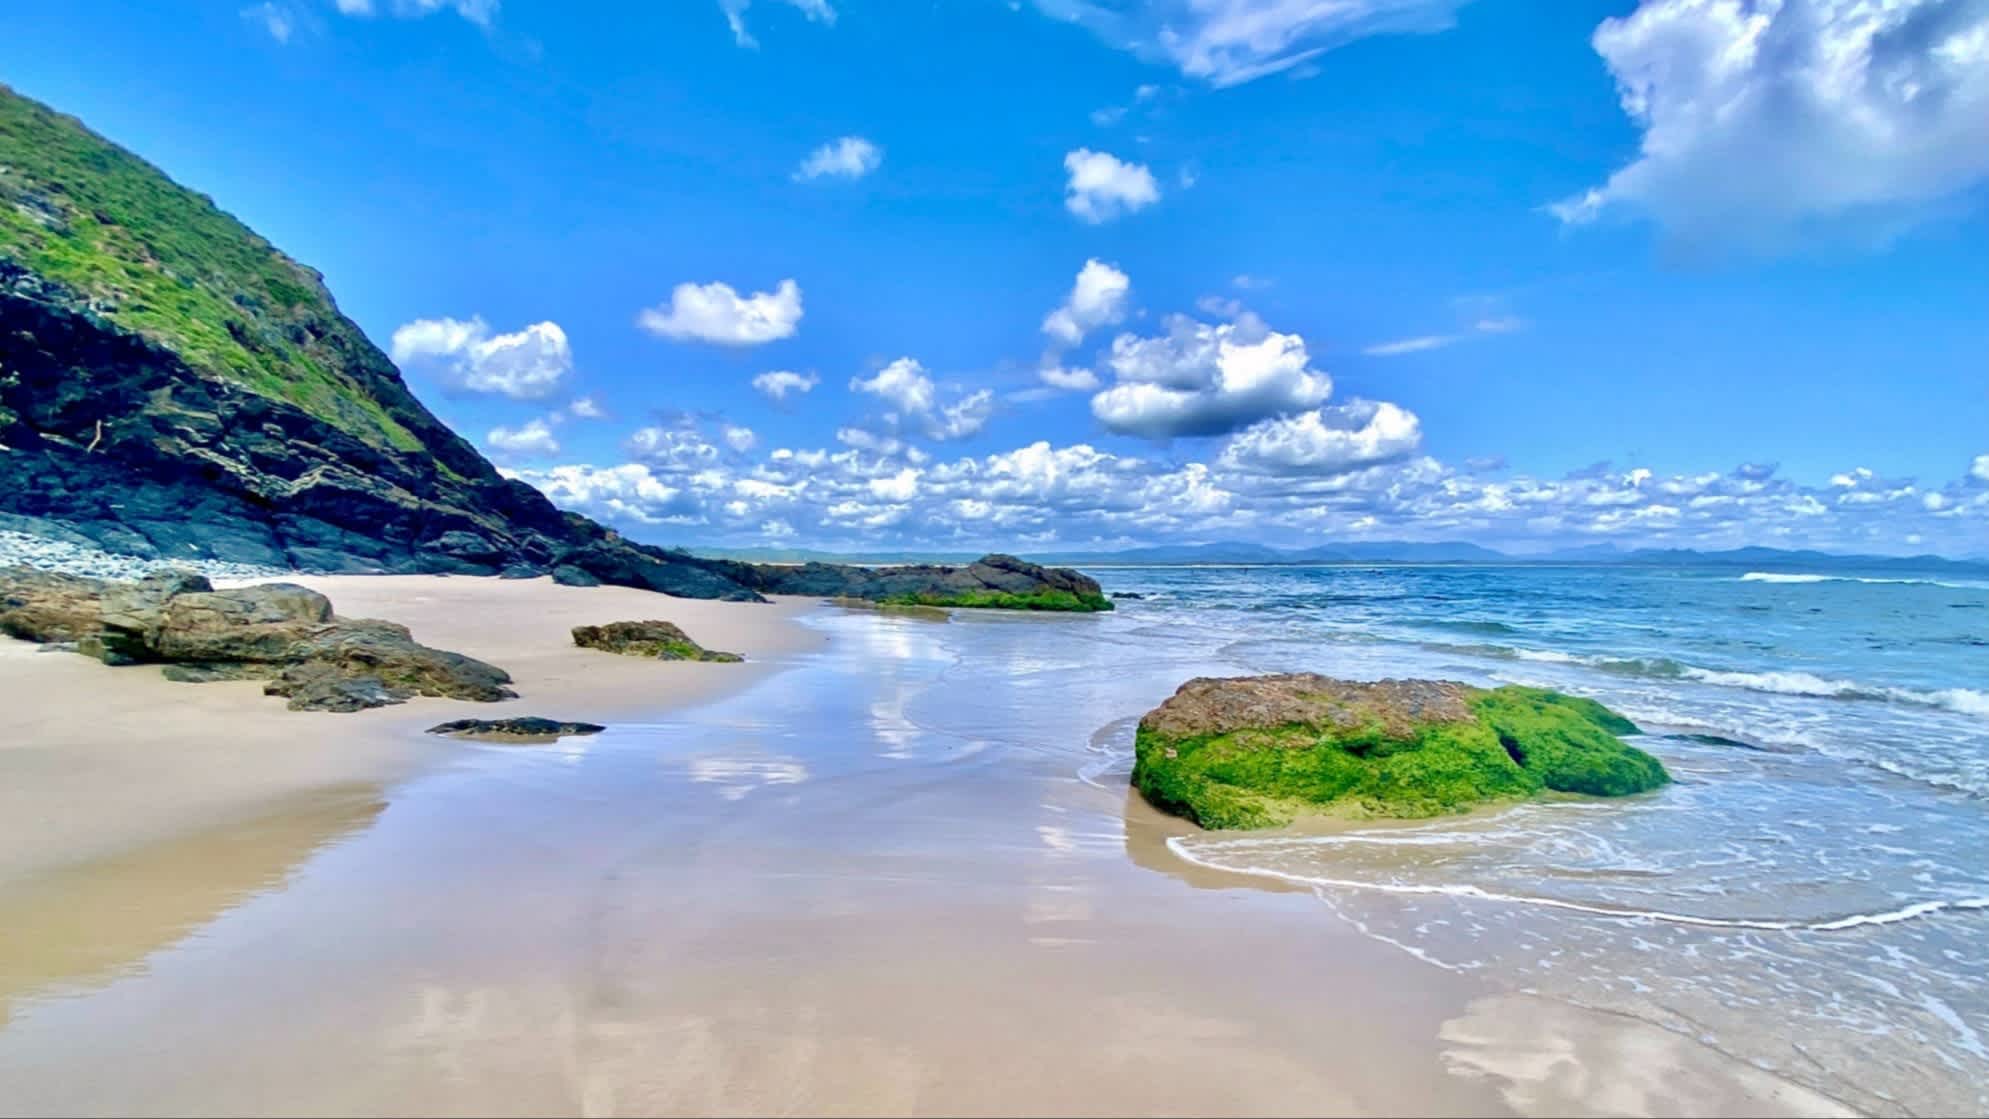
[0,573,823,887]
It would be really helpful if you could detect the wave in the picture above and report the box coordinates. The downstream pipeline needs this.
[1166,836,1989,932]
[1426,639,1989,720]
[1740,571,1985,590]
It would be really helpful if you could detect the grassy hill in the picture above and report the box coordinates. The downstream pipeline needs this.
[0,84,424,453]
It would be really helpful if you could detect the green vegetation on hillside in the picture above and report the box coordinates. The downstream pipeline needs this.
[1133,684,1668,829]
[0,84,423,451]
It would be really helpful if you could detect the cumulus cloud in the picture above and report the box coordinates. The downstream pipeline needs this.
[849,358,995,442]
[1039,364,1101,392]
[1042,259,1132,347]
[1063,149,1160,223]
[510,434,1989,558]
[1971,453,1989,484]
[1218,400,1422,474]
[486,418,560,457]
[850,357,936,416]
[717,0,834,48]
[566,396,606,419]
[794,136,882,181]
[752,369,820,401]
[1090,312,1332,438]
[1033,0,1466,86]
[638,279,803,346]
[1551,0,1989,246]
[390,316,572,400]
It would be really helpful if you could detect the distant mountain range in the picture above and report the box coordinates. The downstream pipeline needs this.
[701,541,1989,574]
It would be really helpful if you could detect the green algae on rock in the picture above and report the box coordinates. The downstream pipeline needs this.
[571,620,742,663]
[1132,674,1668,829]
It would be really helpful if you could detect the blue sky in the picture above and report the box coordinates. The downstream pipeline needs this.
[5,0,1987,555]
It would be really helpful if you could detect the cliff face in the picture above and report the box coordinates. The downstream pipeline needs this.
[0,85,1107,609]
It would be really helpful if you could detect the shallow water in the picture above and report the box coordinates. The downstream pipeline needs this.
[1,564,1983,1115]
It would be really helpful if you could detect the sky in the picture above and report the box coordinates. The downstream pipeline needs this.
[4,0,1987,557]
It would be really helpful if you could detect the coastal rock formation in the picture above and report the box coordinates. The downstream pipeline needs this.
[572,620,743,662]
[0,86,1104,612]
[742,554,1112,612]
[1132,674,1669,829]
[427,717,606,741]
[0,566,512,711]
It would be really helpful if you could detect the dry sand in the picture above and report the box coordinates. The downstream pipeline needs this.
[0,574,818,886]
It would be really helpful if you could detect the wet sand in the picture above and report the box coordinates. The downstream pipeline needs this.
[0,574,818,886]
[0,582,1857,1116]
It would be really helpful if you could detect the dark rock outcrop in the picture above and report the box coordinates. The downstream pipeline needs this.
[736,554,1112,611]
[1132,674,1670,829]
[0,566,513,711]
[427,717,606,741]
[572,620,742,662]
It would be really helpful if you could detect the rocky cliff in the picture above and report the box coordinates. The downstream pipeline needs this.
[0,85,1104,609]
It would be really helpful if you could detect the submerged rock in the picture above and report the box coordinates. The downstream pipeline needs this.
[571,620,742,662]
[427,717,606,741]
[1132,674,1669,829]
[0,564,513,712]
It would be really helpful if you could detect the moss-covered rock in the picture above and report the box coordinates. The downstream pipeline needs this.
[1132,674,1668,829]
[571,620,742,662]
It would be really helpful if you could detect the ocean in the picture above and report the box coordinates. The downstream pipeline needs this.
[1085,562,1989,1113]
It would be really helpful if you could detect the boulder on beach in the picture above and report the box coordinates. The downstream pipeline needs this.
[1132,674,1669,829]
[0,565,514,712]
[572,620,743,662]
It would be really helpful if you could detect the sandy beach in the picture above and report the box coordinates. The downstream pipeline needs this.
[0,572,1881,1117]
[0,575,818,887]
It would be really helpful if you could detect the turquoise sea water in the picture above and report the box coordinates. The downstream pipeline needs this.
[1088,562,1989,1113]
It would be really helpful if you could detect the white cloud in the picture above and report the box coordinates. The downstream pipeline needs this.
[1090,105,1128,127]
[638,279,803,346]
[930,389,996,441]
[1971,454,1989,484]
[1365,311,1527,356]
[486,418,560,457]
[243,2,297,42]
[722,424,759,453]
[868,467,922,502]
[1039,364,1101,392]
[1033,0,1466,87]
[566,396,606,419]
[849,358,994,442]
[1551,0,1989,246]
[1062,149,1160,223]
[718,0,834,48]
[752,369,820,401]
[1042,258,1132,346]
[1090,312,1332,438]
[1219,400,1423,475]
[850,357,936,416]
[511,439,1989,558]
[1364,334,1456,357]
[337,0,498,25]
[794,136,882,181]
[390,316,572,400]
